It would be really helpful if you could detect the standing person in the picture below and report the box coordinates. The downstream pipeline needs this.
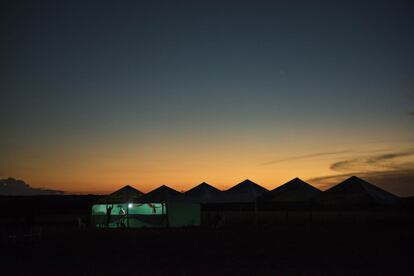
[106,204,113,227]
[119,207,126,228]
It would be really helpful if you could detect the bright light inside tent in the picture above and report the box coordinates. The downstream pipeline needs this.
[128,203,133,208]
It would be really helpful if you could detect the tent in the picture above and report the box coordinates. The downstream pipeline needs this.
[92,184,200,228]
[91,185,147,228]
[259,178,321,203]
[221,179,268,203]
[184,182,222,203]
[137,185,200,227]
[95,185,143,204]
[316,176,399,206]
[139,185,181,203]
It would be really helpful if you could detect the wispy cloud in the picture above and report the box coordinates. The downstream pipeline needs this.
[330,150,414,172]
[262,150,351,165]
[263,148,390,166]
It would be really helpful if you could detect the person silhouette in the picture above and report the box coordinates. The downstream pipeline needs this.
[106,204,113,227]
[119,207,126,227]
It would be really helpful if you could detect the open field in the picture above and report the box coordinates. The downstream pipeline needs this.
[2,222,414,275]
[1,195,413,275]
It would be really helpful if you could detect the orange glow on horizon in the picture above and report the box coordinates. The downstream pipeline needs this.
[2,131,412,195]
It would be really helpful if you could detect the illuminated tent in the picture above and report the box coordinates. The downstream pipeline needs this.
[221,179,268,203]
[91,185,147,228]
[184,182,222,203]
[317,176,399,206]
[259,178,321,202]
[92,184,200,228]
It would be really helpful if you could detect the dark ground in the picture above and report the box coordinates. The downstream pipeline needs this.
[1,195,413,275]
[1,222,414,275]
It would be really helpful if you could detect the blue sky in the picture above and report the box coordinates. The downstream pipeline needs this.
[1,0,413,194]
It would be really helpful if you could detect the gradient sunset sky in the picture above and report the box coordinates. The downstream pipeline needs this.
[1,1,413,195]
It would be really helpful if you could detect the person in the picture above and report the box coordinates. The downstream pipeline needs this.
[106,204,113,227]
[119,207,126,227]
[148,203,156,214]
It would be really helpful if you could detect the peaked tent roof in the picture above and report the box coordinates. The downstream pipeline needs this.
[221,179,269,202]
[259,177,321,202]
[139,185,182,202]
[184,182,222,203]
[96,185,143,204]
[318,176,399,205]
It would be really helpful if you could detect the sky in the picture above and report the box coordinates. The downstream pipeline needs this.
[1,0,413,195]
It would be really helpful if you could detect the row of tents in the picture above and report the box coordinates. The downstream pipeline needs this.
[97,176,399,206]
[92,176,401,228]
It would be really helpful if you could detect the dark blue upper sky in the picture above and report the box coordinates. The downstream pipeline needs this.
[1,0,413,194]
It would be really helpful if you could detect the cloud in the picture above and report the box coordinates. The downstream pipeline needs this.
[330,158,362,172]
[308,150,414,196]
[0,178,64,195]
[263,148,390,166]
[330,150,414,172]
[262,150,351,165]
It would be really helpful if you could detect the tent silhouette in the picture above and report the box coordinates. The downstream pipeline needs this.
[259,177,321,202]
[139,185,181,203]
[96,185,143,204]
[222,179,268,203]
[317,176,399,205]
[184,182,222,203]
